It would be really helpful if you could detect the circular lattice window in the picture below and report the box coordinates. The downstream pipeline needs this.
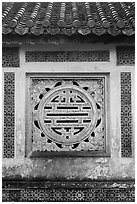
[30,79,105,153]
[38,84,98,145]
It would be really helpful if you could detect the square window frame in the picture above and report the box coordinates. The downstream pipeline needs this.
[25,73,110,158]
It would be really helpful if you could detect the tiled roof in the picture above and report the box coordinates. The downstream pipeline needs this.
[2,2,135,36]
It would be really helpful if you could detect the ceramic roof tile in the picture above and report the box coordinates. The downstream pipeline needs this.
[2,2,135,36]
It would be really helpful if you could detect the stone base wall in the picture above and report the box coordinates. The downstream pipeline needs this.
[2,180,135,202]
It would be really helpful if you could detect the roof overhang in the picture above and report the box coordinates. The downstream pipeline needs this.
[2,2,135,44]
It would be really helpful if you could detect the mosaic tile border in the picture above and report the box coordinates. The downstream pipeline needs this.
[117,46,135,66]
[3,72,15,158]
[121,72,132,157]
[2,47,20,67]
[2,180,135,202]
[25,51,110,62]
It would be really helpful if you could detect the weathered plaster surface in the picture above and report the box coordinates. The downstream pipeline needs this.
[3,157,134,180]
[2,43,135,181]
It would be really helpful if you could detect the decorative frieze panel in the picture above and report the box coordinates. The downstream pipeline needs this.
[3,188,135,202]
[27,75,108,156]
[121,72,132,157]
[117,46,135,66]
[3,72,15,158]
[2,180,135,202]
[2,47,19,67]
[25,51,110,62]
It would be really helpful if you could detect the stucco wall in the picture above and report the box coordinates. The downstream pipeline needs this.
[2,42,135,181]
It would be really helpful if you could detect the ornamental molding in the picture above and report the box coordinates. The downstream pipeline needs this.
[26,75,109,157]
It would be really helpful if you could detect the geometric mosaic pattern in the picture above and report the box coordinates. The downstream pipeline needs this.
[25,51,110,62]
[117,46,135,66]
[121,72,132,157]
[2,47,19,67]
[2,180,135,202]
[3,72,15,158]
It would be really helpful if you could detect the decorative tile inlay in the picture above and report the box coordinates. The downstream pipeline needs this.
[121,72,132,157]
[25,51,110,62]
[28,76,107,156]
[117,46,135,66]
[3,72,15,158]
[2,47,19,67]
[2,180,135,202]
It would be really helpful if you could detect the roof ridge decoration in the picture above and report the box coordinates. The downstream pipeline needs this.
[2,2,135,36]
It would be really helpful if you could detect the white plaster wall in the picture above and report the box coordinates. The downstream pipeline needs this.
[2,42,135,180]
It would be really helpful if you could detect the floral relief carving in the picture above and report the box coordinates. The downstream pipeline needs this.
[29,77,106,153]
